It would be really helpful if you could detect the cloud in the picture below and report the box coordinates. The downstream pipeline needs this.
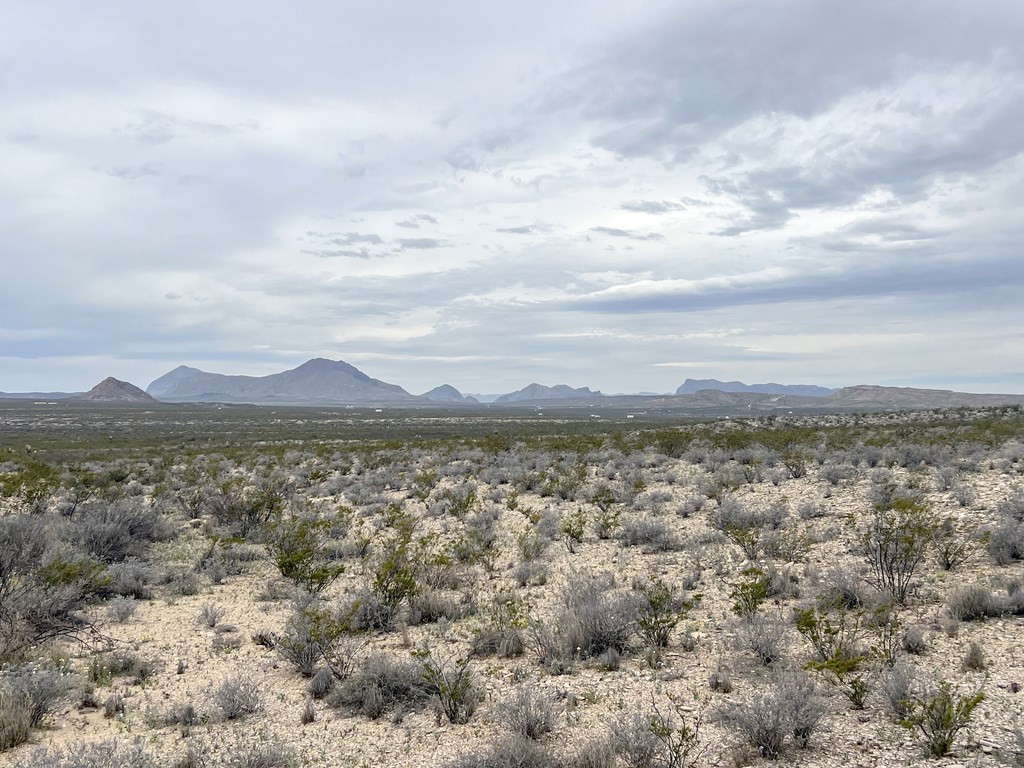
[1,1,1022,395]
[589,226,665,241]
[396,238,448,250]
[620,199,685,214]
[396,213,439,228]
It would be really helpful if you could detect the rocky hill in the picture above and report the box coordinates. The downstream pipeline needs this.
[147,359,418,404]
[73,377,156,403]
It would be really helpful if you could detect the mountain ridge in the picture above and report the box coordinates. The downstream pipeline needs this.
[495,383,602,403]
[675,378,834,397]
[146,358,417,404]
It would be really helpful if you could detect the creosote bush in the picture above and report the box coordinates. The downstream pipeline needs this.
[900,681,984,758]
[862,497,936,604]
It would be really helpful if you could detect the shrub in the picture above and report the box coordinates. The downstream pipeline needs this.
[610,696,705,768]
[946,584,1001,621]
[446,736,559,768]
[722,690,789,759]
[951,484,976,508]
[265,513,343,594]
[880,660,919,721]
[721,666,826,758]
[796,500,826,520]
[635,577,686,648]
[106,596,138,623]
[819,566,871,610]
[219,739,298,768]
[900,681,984,758]
[329,653,429,719]
[988,521,1024,564]
[933,518,973,571]
[962,641,987,672]
[735,613,788,666]
[198,602,225,628]
[0,662,75,728]
[0,516,97,661]
[214,675,263,720]
[13,739,156,768]
[71,500,164,564]
[774,667,827,749]
[418,650,480,724]
[568,738,617,768]
[498,684,555,740]
[472,595,527,659]
[0,689,31,751]
[862,498,936,604]
[618,517,678,552]
[557,574,640,659]
[408,589,465,626]
[276,607,328,677]
[794,601,865,663]
[730,567,772,617]
[104,560,153,599]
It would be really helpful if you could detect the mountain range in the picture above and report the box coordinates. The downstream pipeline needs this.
[147,358,419,404]
[4,358,1024,413]
[675,378,834,397]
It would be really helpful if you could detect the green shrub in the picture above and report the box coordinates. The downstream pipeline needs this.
[900,681,984,757]
[265,513,343,594]
[730,567,772,617]
[417,650,479,724]
[862,498,936,604]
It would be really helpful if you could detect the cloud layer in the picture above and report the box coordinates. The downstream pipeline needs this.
[2,1,1022,394]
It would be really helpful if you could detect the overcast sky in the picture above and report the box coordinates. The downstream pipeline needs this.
[3,1,1023,395]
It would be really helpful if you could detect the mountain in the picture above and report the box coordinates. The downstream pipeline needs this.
[675,378,834,397]
[146,358,418,404]
[0,391,78,400]
[73,377,156,403]
[823,385,1024,410]
[420,385,478,403]
[495,383,602,403]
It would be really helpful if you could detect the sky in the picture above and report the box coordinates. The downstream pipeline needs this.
[2,0,1023,396]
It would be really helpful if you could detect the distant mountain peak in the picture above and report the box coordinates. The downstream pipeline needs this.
[420,384,473,403]
[74,377,156,403]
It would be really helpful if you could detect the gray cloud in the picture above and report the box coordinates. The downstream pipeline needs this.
[1,1,1022,395]
[620,200,686,214]
[396,214,439,228]
[396,238,448,250]
[589,226,665,241]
